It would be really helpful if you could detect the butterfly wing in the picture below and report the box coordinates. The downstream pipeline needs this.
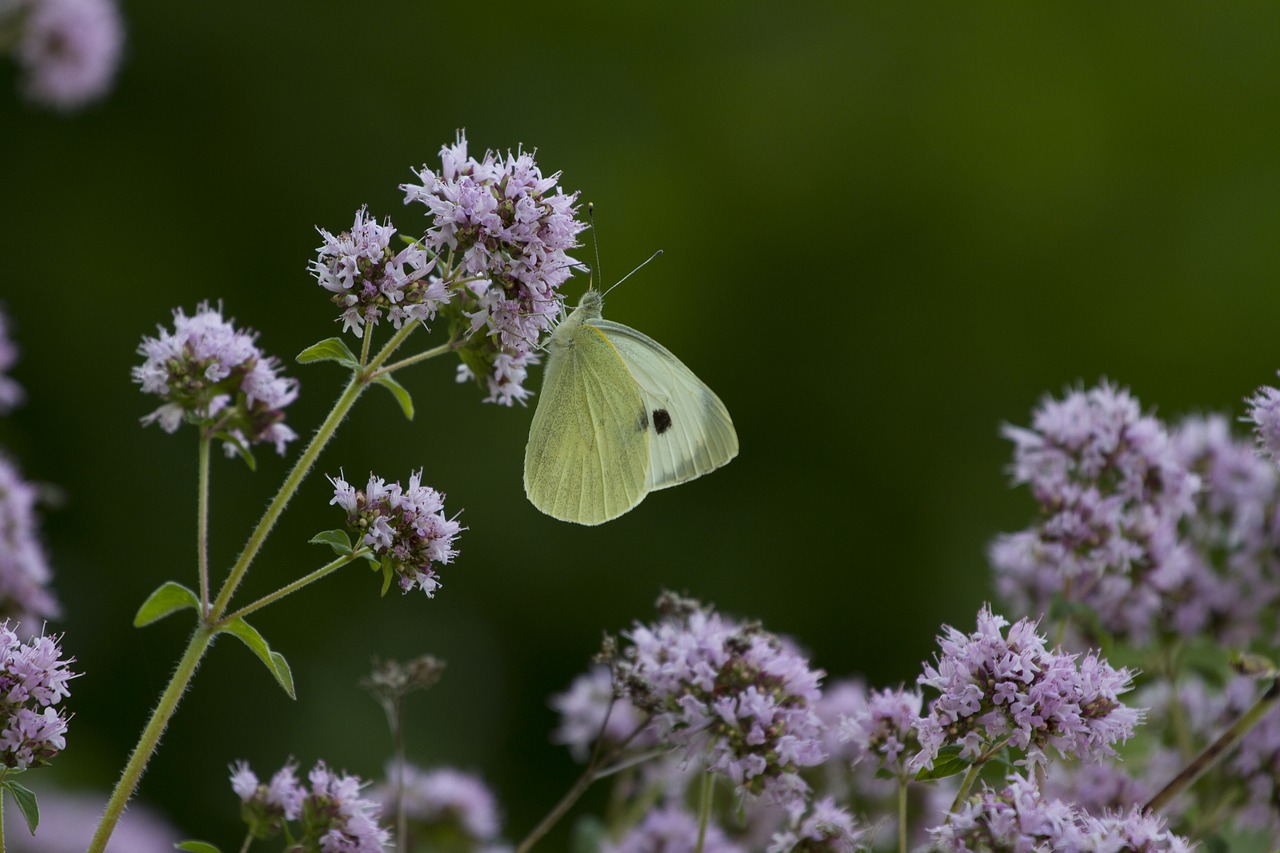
[590,319,739,491]
[524,322,651,525]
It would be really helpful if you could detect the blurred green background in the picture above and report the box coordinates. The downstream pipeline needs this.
[2,0,1279,847]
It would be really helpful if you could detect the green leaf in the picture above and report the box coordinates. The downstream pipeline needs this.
[218,617,296,699]
[373,374,414,420]
[379,558,394,596]
[134,582,200,627]
[297,337,359,368]
[309,529,353,556]
[213,431,257,471]
[176,842,225,853]
[3,780,39,834]
[914,745,972,782]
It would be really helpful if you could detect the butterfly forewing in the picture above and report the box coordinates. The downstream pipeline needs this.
[524,320,651,525]
[590,319,739,491]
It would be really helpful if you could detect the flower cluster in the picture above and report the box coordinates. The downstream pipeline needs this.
[932,774,1193,852]
[309,206,447,338]
[1171,414,1280,644]
[990,381,1200,643]
[766,797,864,853]
[837,686,922,779]
[551,664,651,762]
[402,132,588,406]
[230,760,389,852]
[330,471,461,596]
[612,593,826,807]
[0,455,59,629]
[0,307,24,414]
[913,606,1139,773]
[373,762,506,852]
[133,302,299,457]
[601,804,743,853]
[2,0,123,110]
[0,624,75,769]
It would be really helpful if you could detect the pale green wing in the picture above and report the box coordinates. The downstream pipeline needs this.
[523,323,651,525]
[590,319,739,491]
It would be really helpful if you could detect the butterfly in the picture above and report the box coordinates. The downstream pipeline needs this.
[523,288,739,525]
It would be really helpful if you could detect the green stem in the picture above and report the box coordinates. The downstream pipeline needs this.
[369,339,458,381]
[207,322,417,621]
[88,627,214,853]
[694,770,713,853]
[214,554,361,626]
[1145,678,1280,813]
[197,434,211,614]
[238,832,253,853]
[898,775,908,853]
[948,763,982,818]
[1,777,6,853]
[359,326,373,369]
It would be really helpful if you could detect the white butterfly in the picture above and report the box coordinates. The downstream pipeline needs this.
[524,289,739,525]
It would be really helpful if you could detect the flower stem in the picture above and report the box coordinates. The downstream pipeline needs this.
[1145,677,1280,813]
[369,339,458,381]
[948,762,982,817]
[197,434,211,614]
[695,770,714,853]
[514,763,600,853]
[208,321,417,621]
[898,776,908,853]
[214,553,362,626]
[88,627,214,853]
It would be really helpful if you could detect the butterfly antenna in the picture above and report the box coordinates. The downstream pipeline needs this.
[588,202,601,292]
[602,249,663,298]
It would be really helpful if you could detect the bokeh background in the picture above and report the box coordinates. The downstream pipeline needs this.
[2,1,1280,847]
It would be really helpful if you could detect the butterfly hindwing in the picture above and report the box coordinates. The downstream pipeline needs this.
[590,319,739,491]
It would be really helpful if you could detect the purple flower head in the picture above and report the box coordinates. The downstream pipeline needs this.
[373,762,504,847]
[328,471,461,597]
[133,302,299,457]
[990,381,1200,644]
[1171,414,1280,645]
[15,0,124,111]
[1247,379,1280,462]
[402,131,588,406]
[601,803,744,853]
[931,773,1193,853]
[837,685,923,779]
[0,306,24,414]
[309,206,445,338]
[766,797,865,853]
[0,624,75,769]
[297,762,390,853]
[0,455,59,629]
[612,592,827,809]
[550,664,652,762]
[231,759,305,839]
[913,606,1140,774]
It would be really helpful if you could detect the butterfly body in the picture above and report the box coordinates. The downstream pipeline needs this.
[524,290,739,525]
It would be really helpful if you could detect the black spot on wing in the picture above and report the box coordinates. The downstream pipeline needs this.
[653,408,673,435]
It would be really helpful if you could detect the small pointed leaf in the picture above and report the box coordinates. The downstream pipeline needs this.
[176,842,225,853]
[297,338,359,368]
[914,745,972,782]
[213,431,257,471]
[135,582,200,627]
[379,559,394,596]
[218,617,296,700]
[373,374,414,420]
[309,529,354,556]
[1233,651,1280,680]
[3,780,39,834]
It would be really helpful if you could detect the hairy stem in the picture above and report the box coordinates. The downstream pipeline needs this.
[695,769,714,853]
[1145,678,1280,813]
[214,553,361,626]
[197,435,211,613]
[88,627,214,853]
